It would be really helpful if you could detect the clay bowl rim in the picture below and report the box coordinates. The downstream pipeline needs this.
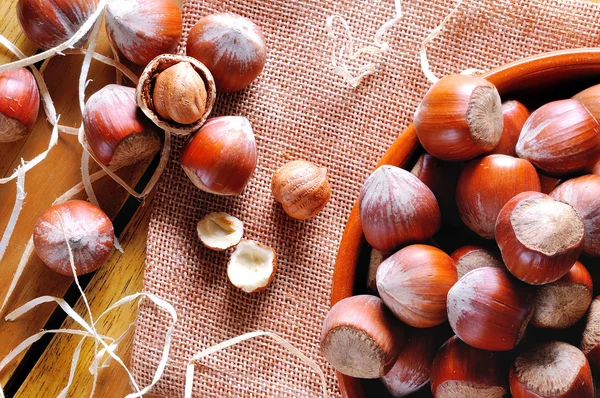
[330,47,600,398]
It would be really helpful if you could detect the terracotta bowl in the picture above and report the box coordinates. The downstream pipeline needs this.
[331,48,600,398]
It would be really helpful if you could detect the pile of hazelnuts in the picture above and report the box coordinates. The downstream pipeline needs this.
[321,74,600,397]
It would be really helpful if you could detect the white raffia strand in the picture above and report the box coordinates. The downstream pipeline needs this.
[0,164,26,263]
[184,331,329,398]
[419,0,465,83]
[326,0,402,87]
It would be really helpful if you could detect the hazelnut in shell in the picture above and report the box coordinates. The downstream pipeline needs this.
[413,74,503,161]
[179,116,257,196]
[320,295,406,379]
[430,336,509,398]
[227,240,276,293]
[197,212,243,251]
[450,245,504,279]
[136,54,216,135]
[376,244,458,328]
[0,68,40,143]
[447,267,534,351]
[456,154,541,239]
[573,83,600,122]
[359,165,441,252]
[105,0,182,66]
[516,99,600,176]
[531,261,592,329]
[271,160,331,220]
[491,100,530,156]
[187,13,267,93]
[582,296,600,373]
[33,200,114,276]
[550,174,600,256]
[510,341,594,398]
[367,249,389,294]
[495,191,585,285]
[83,84,162,168]
[17,0,98,49]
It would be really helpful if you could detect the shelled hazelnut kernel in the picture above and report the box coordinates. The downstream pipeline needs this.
[376,244,458,328]
[550,174,600,256]
[491,100,530,156]
[531,261,592,329]
[359,165,441,252]
[430,336,509,398]
[136,54,216,135]
[414,74,503,161]
[447,267,534,351]
[321,295,406,379]
[495,191,585,285]
[33,200,114,276]
[510,341,594,398]
[456,154,540,239]
[271,160,331,220]
[516,99,600,176]
[450,245,504,278]
[0,68,40,143]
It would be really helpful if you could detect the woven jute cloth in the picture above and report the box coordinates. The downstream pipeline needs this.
[131,0,600,396]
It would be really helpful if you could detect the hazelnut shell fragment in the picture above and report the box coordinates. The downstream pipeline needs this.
[227,240,276,293]
[197,212,244,251]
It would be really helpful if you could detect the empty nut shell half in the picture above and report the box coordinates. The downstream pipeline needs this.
[136,54,216,135]
[197,212,244,251]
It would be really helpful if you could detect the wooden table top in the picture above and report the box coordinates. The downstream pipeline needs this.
[0,0,172,395]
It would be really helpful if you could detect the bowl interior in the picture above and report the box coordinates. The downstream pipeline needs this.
[332,48,600,398]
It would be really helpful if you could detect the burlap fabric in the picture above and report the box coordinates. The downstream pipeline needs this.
[131,0,600,396]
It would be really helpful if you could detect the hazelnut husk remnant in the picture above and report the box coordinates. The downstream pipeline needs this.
[136,54,216,135]
[271,160,331,220]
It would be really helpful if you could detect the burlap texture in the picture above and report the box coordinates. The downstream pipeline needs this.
[131,0,600,396]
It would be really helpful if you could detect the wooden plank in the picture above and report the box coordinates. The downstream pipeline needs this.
[15,193,154,397]
[0,5,153,386]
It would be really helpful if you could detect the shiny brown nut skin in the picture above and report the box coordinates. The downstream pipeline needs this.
[456,154,541,239]
[495,191,585,285]
[0,68,40,143]
[516,99,600,177]
[187,13,267,93]
[491,100,530,156]
[414,74,503,161]
[105,0,182,66]
[447,267,534,351]
[83,85,162,168]
[33,200,114,276]
[450,245,504,279]
[17,0,98,49]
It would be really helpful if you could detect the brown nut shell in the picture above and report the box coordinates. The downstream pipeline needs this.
[136,54,216,135]
[0,68,40,143]
[581,296,600,372]
[491,100,530,156]
[450,245,504,279]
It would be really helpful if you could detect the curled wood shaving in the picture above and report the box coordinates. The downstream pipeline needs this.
[0,164,25,263]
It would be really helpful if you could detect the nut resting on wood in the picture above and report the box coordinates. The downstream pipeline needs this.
[137,54,216,135]
[196,212,243,251]
[0,68,40,143]
[271,160,331,220]
[33,200,115,276]
[227,240,276,293]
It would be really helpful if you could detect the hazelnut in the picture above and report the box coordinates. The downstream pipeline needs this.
[137,54,216,135]
[83,84,162,168]
[197,212,243,251]
[430,336,509,398]
[495,192,585,285]
[450,245,504,279]
[105,0,182,66]
[33,200,114,276]
[0,68,40,143]
[271,160,331,220]
[447,267,534,351]
[366,248,389,294]
[550,174,600,256]
[179,116,257,196]
[516,99,600,176]
[227,240,276,293]
[187,13,267,93]
[359,165,441,252]
[376,244,458,328]
[456,154,541,239]
[573,83,600,122]
[414,74,503,161]
[320,295,406,379]
[531,261,593,329]
[17,0,98,49]
[581,296,600,371]
[491,100,530,156]
[510,341,594,398]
